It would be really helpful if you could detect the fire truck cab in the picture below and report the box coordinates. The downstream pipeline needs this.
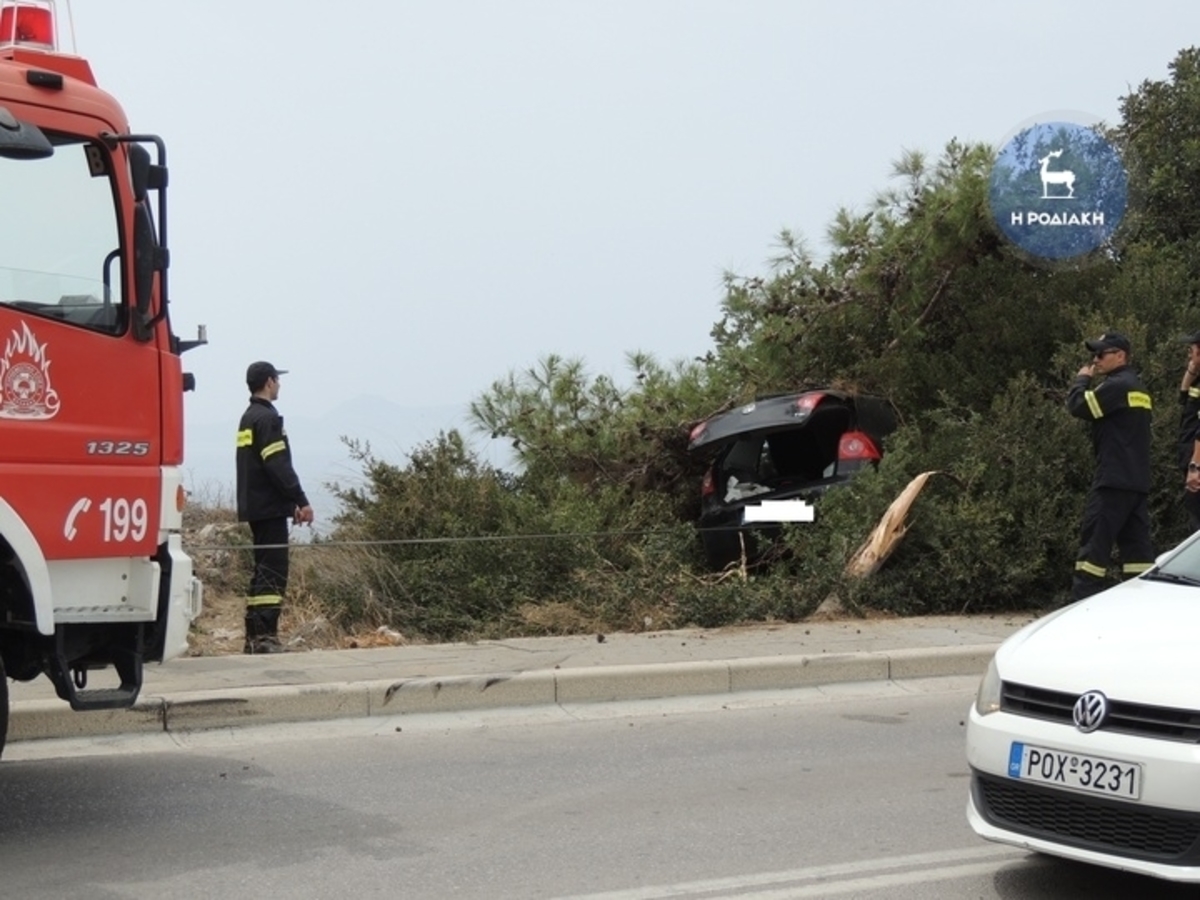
[0,1,203,755]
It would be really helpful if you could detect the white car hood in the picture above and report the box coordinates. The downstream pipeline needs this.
[996,577,1200,709]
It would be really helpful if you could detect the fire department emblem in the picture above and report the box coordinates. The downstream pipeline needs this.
[0,321,60,419]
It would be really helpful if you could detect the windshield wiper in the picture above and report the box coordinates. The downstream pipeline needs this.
[1141,570,1200,587]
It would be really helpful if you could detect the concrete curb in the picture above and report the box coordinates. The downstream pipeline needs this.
[7,645,995,743]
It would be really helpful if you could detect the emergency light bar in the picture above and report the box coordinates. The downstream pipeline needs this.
[0,0,56,52]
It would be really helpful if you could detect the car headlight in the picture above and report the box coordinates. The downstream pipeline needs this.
[974,656,1002,716]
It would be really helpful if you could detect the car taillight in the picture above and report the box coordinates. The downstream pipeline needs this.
[793,392,825,415]
[701,467,716,497]
[838,430,880,462]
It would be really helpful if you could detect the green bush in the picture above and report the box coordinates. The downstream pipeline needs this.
[280,46,1200,641]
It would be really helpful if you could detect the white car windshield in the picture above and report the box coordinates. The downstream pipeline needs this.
[1148,537,1200,585]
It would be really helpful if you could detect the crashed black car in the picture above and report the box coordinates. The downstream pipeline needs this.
[687,390,897,570]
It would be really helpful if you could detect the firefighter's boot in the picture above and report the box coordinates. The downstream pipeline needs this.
[243,606,286,654]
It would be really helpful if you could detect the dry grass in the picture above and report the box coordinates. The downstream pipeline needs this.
[184,505,411,656]
[186,586,411,656]
[514,600,600,635]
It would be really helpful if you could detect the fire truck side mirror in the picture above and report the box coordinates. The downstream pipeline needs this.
[132,203,156,340]
[128,143,166,201]
[122,137,171,341]
[0,105,53,159]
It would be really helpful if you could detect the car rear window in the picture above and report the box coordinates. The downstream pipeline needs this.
[720,406,852,487]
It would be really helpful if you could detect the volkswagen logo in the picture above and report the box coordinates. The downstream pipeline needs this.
[1073,690,1109,733]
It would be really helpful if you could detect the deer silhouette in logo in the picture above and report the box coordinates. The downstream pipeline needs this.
[1038,149,1075,199]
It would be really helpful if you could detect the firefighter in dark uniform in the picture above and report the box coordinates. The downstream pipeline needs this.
[1178,331,1200,530]
[1066,332,1154,601]
[236,361,314,653]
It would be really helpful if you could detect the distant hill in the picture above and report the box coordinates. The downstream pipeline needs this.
[181,395,513,529]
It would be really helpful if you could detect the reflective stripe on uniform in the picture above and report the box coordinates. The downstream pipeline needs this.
[1127,391,1152,410]
[1084,390,1103,419]
[1189,387,1200,399]
[261,440,286,460]
[1075,560,1107,578]
[236,428,253,448]
[246,593,283,608]
[1122,562,1153,574]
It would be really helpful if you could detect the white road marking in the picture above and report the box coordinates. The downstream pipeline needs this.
[552,845,1023,899]
[695,860,1011,898]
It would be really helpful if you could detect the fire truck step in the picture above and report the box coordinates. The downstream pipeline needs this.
[50,634,144,711]
[67,687,141,711]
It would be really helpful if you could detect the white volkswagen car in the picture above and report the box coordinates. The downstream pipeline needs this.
[967,532,1200,882]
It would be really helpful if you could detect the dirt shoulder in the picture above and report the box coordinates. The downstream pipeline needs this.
[186,590,407,657]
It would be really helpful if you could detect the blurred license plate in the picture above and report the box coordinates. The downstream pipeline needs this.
[741,499,815,523]
[1009,742,1141,800]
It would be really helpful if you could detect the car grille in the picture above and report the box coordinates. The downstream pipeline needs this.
[974,773,1200,862]
[1002,682,1200,743]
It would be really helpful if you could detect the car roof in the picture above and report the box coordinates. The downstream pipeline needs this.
[687,390,897,454]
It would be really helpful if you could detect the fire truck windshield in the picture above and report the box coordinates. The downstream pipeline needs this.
[0,135,123,334]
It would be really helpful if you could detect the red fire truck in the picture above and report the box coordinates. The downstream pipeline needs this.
[0,1,203,755]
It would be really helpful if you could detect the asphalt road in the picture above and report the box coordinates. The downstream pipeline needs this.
[1,678,1192,899]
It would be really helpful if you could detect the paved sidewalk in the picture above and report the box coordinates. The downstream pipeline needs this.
[7,613,1033,744]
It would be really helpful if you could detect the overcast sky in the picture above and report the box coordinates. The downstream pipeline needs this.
[65,1,1200,441]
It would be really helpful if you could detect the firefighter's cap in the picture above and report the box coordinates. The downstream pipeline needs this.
[246,360,288,391]
[1084,332,1131,355]
[1181,330,1200,347]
